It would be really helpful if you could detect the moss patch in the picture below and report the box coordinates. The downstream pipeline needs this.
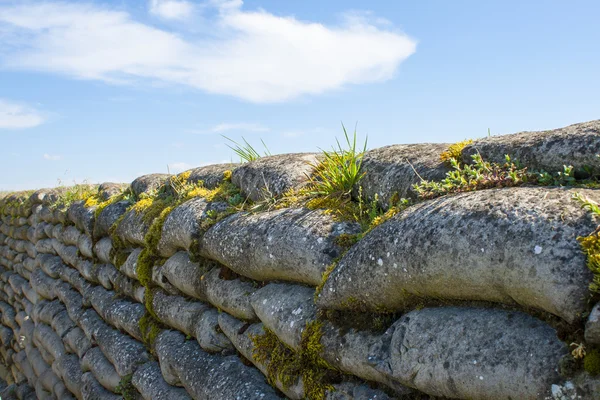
[115,374,137,400]
[584,349,600,375]
[251,320,338,399]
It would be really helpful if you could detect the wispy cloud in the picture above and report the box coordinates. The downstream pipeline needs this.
[43,153,61,161]
[0,1,416,102]
[188,122,270,135]
[149,0,194,20]
[0,98,45,129]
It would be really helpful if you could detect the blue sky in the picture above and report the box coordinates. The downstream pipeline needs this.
[1,0,599,190]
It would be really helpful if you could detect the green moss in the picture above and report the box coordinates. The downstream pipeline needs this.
[144,205,174,253]
[138,312,163,351]
[578,232,600,293]
[115,374,137,400]
[584,349,600,375]
[111,248,130,269]
[251,320,337,399]
[137,248,161,287]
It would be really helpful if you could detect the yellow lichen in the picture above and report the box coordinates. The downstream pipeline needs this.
[440,139,473,163]
[578,232,600,292]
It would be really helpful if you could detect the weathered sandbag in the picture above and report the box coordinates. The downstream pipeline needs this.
[132,361,192,400]
[463,119,600,175]
[77,234,94,259]
[78,309,106,341]
[217,314,305,399]
[93,323,150,377]
[131,173,169,197]
[357,143,450,206]
[159,251,212,300]
[30,269,59,300]
[193,308,233,353]
[55,282,85,322]
[249,283,406,392]
[94,200,129,238]
[63,327,92,358]
[81,372,122,400]
[34,239,55,255]
[37,254,63,278]
[67,201,96,237]
[374,307,566,399]
[53,354,83,400]
[61,226,82,246]
[201,208,361,285]
[93,237,113,264]
[585,303,600,345]
[120,248,141,280]
[231,153,319,201]
[114,208,150,247]
[186,163,238,188]
[155,329,280,399]
[203,266,257,320]
[81,347,120,392]
[157,198,228,257]
[51,309,77,337]
[151,289,210,337]
[110,271,145,304]
[33,323,65,360]
[318,187,600,323]
[103,299,145,342]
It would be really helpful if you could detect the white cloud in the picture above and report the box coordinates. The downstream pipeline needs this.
[43,153,61,161]
[0,98,45,129]
[0,1,416,102]
[149,0,194,20]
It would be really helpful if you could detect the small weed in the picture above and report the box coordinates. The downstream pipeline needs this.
[306,123,367,198]
[440,139,473,164]
[223,136,271,163]
[115,374,137,400]
[573,192,600,218]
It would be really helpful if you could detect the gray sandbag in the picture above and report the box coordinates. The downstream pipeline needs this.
[114,208,150,247]
[155,329,280,399]
[151,289,210,337]
[193,308,233,353]
[231,153,318,201]
[67,201,96,237]
[131,173,169,197]
[33,323,66,360]
[462,119,600,175]
[373,307,567,400]
[120,248,141,280]
[203,266,257,320]
[61,225,82,246]
[30,269,59,300]
[81,372,122,400]
[318,187,600,323]
[357,143,450,206]
[53,353,83,400]
[201,208,360,286]
[93,323,151,377]
[159,251,212,300]
[77,234,94,259]
[157,197,228,257]
[63,327,92,358]
[93,237,113,264]
[217,314,304,399]
[94,200,129,238]
[186,163,238,188]
[81,347,120,392]
[132,361,191,400]
[51,309,77,337]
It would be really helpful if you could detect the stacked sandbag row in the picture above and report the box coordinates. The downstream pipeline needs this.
[0,119,598,399]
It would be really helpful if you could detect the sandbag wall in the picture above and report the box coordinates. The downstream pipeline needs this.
[0,119,599,400]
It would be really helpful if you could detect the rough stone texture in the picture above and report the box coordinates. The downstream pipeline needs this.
[585,302,600,345]
[155,329,281,399]
[157,198,228,257]
[132,361,192,400]
[318,187,600,323]
[131,173,169,197]
[186,163,239,189]
[357,143,450,207]
[201,208,361,285]
[121,248,142,280]
[53,354,83,400]
[463,119,600,175]
[80,372,122,400]
[81,347,120,392]
[231,153,319,201]
[203,266,257,320]
[151,289,210,337]
[115,208,150,247]
[94,200,129,238]
[159,251,213,300]
[374,307,567,399]
[93,237,113,264]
